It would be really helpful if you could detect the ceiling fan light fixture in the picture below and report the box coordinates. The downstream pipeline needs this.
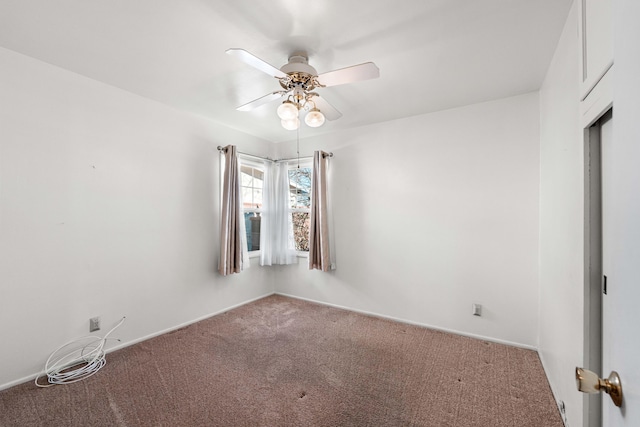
[305,108,325,128]
[277,101,298,120]
[281,117,300,131]
[228,48,377,129]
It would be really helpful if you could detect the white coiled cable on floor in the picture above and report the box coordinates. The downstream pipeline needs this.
[35,317,126,387]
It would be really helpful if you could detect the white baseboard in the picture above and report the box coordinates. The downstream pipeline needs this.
[275,292,538,351]
[103,292,275,355]
[0,292,275,392]
[3,290,539,391]
[537,351,569,426]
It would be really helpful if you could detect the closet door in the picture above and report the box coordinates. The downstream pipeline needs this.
[580,0,613,99]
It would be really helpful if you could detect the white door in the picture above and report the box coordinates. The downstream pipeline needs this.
[598,111,640,426]
[583,2,640,424]
[585,109,639,426]
[603,0,640,419]
[601,82,640,426]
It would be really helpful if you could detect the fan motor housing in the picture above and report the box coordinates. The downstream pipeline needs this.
[280,53,318,76]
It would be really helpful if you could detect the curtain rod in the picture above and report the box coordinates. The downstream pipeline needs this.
[217,146,274,162]
[216,146,333,162]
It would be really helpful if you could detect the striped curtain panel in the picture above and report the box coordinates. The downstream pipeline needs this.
[309,151,331,271]
[218,145,243,275]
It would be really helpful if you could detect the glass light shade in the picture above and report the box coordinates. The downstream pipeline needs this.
[277,101,298,120]
[304,109,325,127]
[281,118,300,131]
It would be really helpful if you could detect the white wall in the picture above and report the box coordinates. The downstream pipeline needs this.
[538,2,583,425]
[274,93,541,348]
[0,47,275,389]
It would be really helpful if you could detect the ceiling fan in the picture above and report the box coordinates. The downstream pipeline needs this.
[226,48,380,130]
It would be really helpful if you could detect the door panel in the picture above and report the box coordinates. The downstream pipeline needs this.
[580,0,614,98]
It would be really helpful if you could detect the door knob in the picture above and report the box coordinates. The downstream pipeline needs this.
[575,367,623,407]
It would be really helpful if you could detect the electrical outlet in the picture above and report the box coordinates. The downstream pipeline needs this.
[558,400,568,426]
[89,317,100,332]
[472,303,482,316]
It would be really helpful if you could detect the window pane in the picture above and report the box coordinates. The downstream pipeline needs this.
[242,187,252,208]
[291,212,310,252]
[241,165,266,210]
[244,212,261,251]
[288,167,312,209]
[241,166,254,186]
[253,169,264,189]
[240,163,264,252]
[253,189,263,208]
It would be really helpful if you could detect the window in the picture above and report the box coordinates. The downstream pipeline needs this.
[240,162,264,253]
[238,158,311,257]
[288,163,312,253]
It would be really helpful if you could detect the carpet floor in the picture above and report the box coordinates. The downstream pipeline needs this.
[0,295,563,426]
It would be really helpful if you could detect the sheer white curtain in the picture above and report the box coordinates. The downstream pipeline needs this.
[260,161,296,265]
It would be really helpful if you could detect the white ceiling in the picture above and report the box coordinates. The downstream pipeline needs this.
[0,0,572,143]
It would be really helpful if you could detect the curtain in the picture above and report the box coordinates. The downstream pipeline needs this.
[260,161,296,265]
[218,145,244,275]
[309,151,332,271]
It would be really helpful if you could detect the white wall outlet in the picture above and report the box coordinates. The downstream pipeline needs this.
[558,400,568,426]
[472,303,482,316]
[89,316,100,332]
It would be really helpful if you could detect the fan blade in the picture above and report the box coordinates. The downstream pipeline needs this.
[237,92,285,112]
[316,62,379,87]
[226,48,287,79]
[311,95,342,121]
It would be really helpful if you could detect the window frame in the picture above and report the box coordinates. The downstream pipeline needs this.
[234,156,313,259]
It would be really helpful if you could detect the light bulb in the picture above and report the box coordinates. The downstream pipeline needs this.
[304,109,325,127]
[277,101,298,120]
[281,118,300,130]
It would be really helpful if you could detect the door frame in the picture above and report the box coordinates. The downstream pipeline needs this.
[584,111,613,427]
[582,67,613,427]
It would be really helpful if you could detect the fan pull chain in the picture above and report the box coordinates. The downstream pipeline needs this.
[296,123,300,169]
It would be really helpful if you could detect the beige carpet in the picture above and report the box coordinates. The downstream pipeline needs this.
[0,295,563,426]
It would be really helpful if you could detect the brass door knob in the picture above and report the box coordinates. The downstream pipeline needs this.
[575,367,623,407]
